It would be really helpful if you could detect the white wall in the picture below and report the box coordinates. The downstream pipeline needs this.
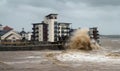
[5,34,20,41]
[44,17,57,42]
[26,32,32,41]
[1,30,22,41]
[38,25,43,41]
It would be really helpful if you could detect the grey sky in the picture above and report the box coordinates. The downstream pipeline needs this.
[0,0,120,35]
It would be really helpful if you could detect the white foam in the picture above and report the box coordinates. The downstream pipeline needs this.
[4,59,48,64]
[26,56,41,59]
[56,52,120,63]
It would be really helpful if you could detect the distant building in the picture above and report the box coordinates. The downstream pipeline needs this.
[26,32,32,41]
[0,25,22,42]
[89,27,100,43]
[32,22,48,41]
[0,30,22,42]
[57,23,71,41]
[69,29,77,36]
[32,14,71,42]
[3,26,13,31]
[20,28,32,41]
[58,23,71,37]
[44,14,58,42]
[20,28,26,40]
[0,24,3,30]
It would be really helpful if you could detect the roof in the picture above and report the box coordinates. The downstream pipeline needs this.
[0,24,2,26]
[3,26,13,31]
[1,30,22,40]
[32,22,46,25]
[58,23,71,25]
[0,30,10,36]
[20,28,26,34]
[20,31,26,34]
[46,13,58,17]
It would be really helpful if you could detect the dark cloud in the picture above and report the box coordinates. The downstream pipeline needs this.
[0,0,120,34]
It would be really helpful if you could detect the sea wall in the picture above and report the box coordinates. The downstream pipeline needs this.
[0,45,64,51]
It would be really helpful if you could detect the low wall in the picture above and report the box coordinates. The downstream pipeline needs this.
[0,45,65,51]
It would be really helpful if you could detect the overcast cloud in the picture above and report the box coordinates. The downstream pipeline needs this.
[0,0,120,35]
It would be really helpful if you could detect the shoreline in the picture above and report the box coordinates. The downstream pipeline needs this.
[0,44,64,51]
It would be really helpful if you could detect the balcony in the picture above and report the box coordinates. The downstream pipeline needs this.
[66,27,70,30]
[35,27,39,29]
[58,27,60,29]
[35,31,39,33]
[57,31,60,33]
[61,31,65,33]
[32,32,35,34]
[61,31,70,34]
[61,27,70,30]
[32,27,39,30]
[35,35,39,37]
[54,34,58,37]
[32,28,35,30]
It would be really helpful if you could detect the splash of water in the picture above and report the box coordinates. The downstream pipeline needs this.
[67,28,100,50]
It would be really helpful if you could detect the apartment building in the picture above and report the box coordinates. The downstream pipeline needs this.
[32,14,71,42]
[44,14,58,42]
[32,22,48,41]
[89,27,100,43]
[58,23,71,37]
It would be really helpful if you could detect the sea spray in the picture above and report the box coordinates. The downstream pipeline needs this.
[67,28,100,50]
[54,28,102,63]
[54,32,120,66]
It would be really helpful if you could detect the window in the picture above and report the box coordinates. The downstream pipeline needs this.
[12,37,15,39]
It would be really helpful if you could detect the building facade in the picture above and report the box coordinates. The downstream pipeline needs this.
[0,30,22,42]
[32,23,48,41]
[44,14,58,42]
[26,32,32,41]
[89,27,100,43]
[58,23,71,37]
[32,14,71,42]
[20,28,32,41]
[0,25,21,42]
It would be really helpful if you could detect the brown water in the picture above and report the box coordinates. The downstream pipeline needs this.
[0,37,120,71]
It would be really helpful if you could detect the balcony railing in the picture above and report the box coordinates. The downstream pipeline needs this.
[61,27,70,30]
[32,28,35,30]
[35,31,39,33]
[61,31,68,33]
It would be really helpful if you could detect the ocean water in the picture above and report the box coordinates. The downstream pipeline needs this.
[55,37,120,70]
[0,37,120,71]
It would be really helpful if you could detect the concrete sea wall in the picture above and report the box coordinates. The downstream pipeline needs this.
[0,45,64,51]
